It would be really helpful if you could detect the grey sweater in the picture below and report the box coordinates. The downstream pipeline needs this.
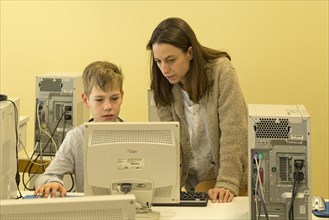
[157,57,248,196]
[34,124,85,192]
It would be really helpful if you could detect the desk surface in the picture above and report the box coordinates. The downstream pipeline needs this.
[17,192,321,220]
[153,197,249,219]
[154,197,323,220]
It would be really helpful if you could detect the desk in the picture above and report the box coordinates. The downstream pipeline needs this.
[153,197,323,220]
[153,197,248,219]
[156,197,325,220]
[18,192,321,220]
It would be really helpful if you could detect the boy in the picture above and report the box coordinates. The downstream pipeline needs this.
[34,61,124,198]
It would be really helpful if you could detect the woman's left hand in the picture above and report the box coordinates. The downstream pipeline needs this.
[208,187,234,203]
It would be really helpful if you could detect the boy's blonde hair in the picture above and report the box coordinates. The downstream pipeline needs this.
[82,61,124,96]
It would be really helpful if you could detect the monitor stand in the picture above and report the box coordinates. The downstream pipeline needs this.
[136,210,160,220]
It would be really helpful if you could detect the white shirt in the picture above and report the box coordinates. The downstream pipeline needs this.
[181,89,215,190]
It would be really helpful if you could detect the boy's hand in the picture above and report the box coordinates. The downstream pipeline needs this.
[34,182,67,198]
[208,187,234,203]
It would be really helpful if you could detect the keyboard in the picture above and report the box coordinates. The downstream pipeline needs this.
[23,194,83,199]
[153,191,208,207]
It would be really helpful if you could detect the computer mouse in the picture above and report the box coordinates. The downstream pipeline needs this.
[46,190,62,198]
[312,195,326,212]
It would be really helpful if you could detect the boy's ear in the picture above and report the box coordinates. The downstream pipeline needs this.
[81,93,89,107]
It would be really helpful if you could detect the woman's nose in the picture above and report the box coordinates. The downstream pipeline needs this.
[160,63,169,74]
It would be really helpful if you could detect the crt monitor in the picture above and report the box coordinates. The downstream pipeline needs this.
[83,121,180,208]
[0,194,136,220]
[0,97,19,200]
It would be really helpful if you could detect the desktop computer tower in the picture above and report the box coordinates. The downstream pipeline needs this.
[248,104,311,220]
[34,73,89,156]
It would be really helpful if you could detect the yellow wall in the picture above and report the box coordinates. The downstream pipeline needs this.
[1,1,328,197]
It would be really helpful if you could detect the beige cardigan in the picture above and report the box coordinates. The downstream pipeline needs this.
[157,57,248,196]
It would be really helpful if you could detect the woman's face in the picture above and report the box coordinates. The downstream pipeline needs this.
[152,43,193,87]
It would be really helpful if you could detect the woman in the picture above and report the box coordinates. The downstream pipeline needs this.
[146,17,248,203]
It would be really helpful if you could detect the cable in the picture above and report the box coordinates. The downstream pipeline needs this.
[39,109,65,155]
[10,99,22,198]
[20,139,51,167]
[32,110,65,160]
[62,114,67,143]
[41,130,58,152]
[288,166,303,220]
[22,142,44,190]
[35,101,43,160]
[253,154,260,220]
[22,105,73,191]
[20,138,50,189]
[253,152,269,220]
[67,173,75,192]
[257,186,269,220]
[22,109,66,190]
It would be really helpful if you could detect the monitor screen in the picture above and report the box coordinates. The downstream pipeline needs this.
[0,98,19,200]
[83,121,180,208]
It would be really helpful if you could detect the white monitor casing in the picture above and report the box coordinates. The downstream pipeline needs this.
[84,121,180,208]
[0,194,136,220]
[0,98,20,200]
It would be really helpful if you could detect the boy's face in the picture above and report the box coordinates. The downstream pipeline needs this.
[82,85,123,122]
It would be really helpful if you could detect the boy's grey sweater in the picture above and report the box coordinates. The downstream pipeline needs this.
[34,124,85,192]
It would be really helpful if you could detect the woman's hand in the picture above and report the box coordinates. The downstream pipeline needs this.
[208,187,234,203]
